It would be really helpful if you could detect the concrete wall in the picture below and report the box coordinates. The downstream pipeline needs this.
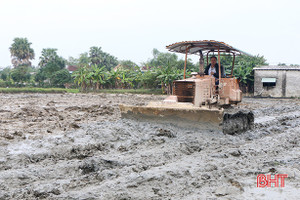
[254,70,300,97]
[286,71,300,97]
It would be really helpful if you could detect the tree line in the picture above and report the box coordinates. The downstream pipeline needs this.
[0,37,269,93]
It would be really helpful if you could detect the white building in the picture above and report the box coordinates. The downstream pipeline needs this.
[254,65,300,97]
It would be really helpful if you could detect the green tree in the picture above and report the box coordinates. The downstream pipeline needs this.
[233,55,268,92]
[140,70,160,89]
[0,67,12,81]
[78,52,90,67]
[278,63,286,66]
[119,60,139,70]
[67,56,79,66]
[50,69,72,87]
[11,65,31,84]
[145,48,196,71]
[38,48,59,68]
[89,47,103,66]
[9,38,35,68]
[0,67,14,87]
[36,48,66,85]
[34,69,47,87]
[89,46,118,70]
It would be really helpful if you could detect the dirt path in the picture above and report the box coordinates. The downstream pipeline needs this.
[0,93,299,199]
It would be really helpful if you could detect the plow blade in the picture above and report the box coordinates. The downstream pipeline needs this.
[119,103,254,134]
[119,104,224,131]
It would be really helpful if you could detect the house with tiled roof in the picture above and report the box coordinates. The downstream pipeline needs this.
[67,65,78,73]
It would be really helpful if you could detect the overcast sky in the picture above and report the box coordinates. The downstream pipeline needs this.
[0,0,299,68]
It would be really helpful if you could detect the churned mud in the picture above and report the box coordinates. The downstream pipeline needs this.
[0,93,299,199]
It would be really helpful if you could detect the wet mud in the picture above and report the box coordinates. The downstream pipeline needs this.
[0,93,299,199]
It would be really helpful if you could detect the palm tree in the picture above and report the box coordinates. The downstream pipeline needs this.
[9,38,35,68]
[38,48,58,68]
[88,46,118,71]
[89,47,103,66]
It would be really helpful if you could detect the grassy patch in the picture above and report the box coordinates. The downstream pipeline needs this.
[91,88,164,95]
[0,87,79,93]
[0,88,163,95]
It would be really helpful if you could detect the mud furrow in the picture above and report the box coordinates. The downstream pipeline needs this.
[0,94,299,199]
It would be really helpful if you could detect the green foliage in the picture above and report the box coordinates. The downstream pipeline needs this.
[234,55,267,80]
[140,70,160,89]
[34,69,47,87]
[91,88,163,95]
[10,65,31,83]
[0,67,14,87]
[4,40,269,94]
[119,60,139,70]
[0,87,79,93]
[73,47,119,71]
[156,64,184,94]
[43,59,66,76]
[0,67,12,81]
[50,69,72,87]
[219,54,235,74]
[36,48,66,86]
[144,48,196,71]
[9,38,35,68]
[39,48,62,67]
[72,60,184,94]
[105,69,120,89]
[278,63,286,66]
[72,66,89,91]
[233,55,267,92]
[119,70,134,89]
[0,79,11,88]
[89,46,118,70]
[72,66,142,91]
[89,65,107,89]
[78,53,90,67]
[67,56,79,66]
[89,47,103,66]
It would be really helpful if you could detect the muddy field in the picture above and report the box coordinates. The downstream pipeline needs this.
[0,93,299,200]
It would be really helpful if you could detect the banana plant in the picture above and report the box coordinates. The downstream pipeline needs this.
[90,65,106,90]
[156,63,184,94]
[72,65,89,91]
[119,70,134,89]
[106,69,121,88]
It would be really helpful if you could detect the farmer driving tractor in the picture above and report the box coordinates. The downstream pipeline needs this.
[204,56,225,84]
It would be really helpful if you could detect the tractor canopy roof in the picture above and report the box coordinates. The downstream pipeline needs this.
[166,40,251,56]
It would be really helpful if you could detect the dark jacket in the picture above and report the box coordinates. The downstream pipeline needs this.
[204,64,225,78]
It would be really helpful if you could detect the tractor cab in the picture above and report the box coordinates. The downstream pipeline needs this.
[166,40,251,106]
